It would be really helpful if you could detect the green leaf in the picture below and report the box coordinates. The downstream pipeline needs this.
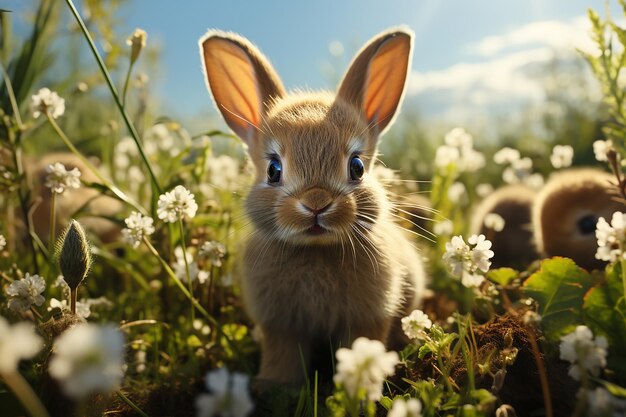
[486,268,518,286]
[523,257,596,342]
[583,263,626,361]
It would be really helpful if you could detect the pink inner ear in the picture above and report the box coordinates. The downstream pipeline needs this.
[362,37,411,129]
[203,39,263,139]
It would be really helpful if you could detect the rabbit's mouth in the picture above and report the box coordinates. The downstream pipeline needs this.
[306,224,327,235]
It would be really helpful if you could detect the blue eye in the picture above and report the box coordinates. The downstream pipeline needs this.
[267,158,282,183]
[577,215,597,235]
[349,155,364,181]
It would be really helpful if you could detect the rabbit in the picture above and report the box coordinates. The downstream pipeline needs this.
[532,168,624,270]
[199,27,426,385]
[470,185,538,269]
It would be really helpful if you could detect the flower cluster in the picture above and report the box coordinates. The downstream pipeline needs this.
[434,128,485,173]
[173,246,209,284]
[49,323,125,399]
[157,185,198,223]
[6,273,46,314]
[595,211,626,263]
[559,325,608,381]
[199,240,227,267]
[389,398,423,417]
[0,315,43,374]
[443,234,494,288]
[45,162,81,194]
[195,367,254,417]
[593,139,614,162]
[333,337,399,401]
[0,234,5,251]
[401,309,432,341]
[484,213,505,232]
[494,148,543,189]
[122,211,155,248]
[447,182,467,204]
[550,144,574,169]
[30,87,65,119]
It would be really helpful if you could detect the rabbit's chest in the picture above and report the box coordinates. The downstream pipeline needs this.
[242,243,403,332]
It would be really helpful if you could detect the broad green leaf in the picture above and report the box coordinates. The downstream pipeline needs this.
[583,263,626,362]
[523,257,595,342]
[486,268,518,286]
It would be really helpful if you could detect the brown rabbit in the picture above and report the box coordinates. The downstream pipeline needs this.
[470,185,538,269]
[200,28,426,385]
[533,168,624,270]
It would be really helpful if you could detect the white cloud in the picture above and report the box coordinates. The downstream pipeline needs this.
[406,16,600,126]
[470,16,595,56]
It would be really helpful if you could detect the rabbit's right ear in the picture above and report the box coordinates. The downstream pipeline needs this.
[199,31,285,146]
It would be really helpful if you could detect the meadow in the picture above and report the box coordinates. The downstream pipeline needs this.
[1,1,626,417]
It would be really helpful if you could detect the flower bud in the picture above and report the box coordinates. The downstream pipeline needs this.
[58,219,92,290]
[127,28,147,65]
[495,404,517,417]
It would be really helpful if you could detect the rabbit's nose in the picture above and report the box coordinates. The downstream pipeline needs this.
[300,188,333,215]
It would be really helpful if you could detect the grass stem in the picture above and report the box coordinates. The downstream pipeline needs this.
[63,0,162,195]
[1,371,50,417]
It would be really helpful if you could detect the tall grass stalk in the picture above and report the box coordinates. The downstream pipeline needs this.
[48,193,56,252]
[1,371,50,417]
[63,0,162,195]
[45,112,147,215]
[178,219,195,322]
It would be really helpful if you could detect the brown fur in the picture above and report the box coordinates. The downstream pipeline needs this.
[470,185,538,269]
[200,27,425,385]
[532,168,625,270]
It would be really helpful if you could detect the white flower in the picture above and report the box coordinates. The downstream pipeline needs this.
[444,127,473,149]
[45,162,81,194]
[447,182,467,204]
[208,155,241,191]
[30,87,65,119]
[6,273,46,314]
[135,350,147,373]
[580,386,626,414]
[388,398,423,417]
[401,310,432,341]
[195,367,254,417]
[550,145,574,169]
[157,185,198,222]
[0,234,5,251]
[502,157,532,184]
[121,212,155,248]
[433,219,453,236]
[443,234,494,282]
[484,213,505,232]
[48,323,125,399]
[199,241,226,267]
[522,310,542,326]
[468,234,494,272]
[461,273,485,288]
[114,136,139,169]
[0,316,43,374]
[443,235,470,278]
[595,212,626,263]
[459,148,486,173]
[493,147,520,165]
[333,337,399,402]
[476,183,494,198]
[593,139,613,162]
[559,325,608,381]
[524,173,544,190]
[126,28,147,63]
[174,247,209,284]
[434,145,460,169]
[48,297,91,319]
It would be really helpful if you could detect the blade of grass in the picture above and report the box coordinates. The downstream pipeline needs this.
[63,0,162,195]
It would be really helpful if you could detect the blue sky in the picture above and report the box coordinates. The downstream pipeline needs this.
[7,1,614,129]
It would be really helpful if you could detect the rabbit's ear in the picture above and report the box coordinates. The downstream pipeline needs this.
[337,28,413,136]
[200,30,285,145]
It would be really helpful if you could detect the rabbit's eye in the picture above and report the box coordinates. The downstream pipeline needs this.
[349,156,364,181]
[577,215,597,235]
[267,158,282,184]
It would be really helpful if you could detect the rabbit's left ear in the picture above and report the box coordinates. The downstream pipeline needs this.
[337,28,413,136]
